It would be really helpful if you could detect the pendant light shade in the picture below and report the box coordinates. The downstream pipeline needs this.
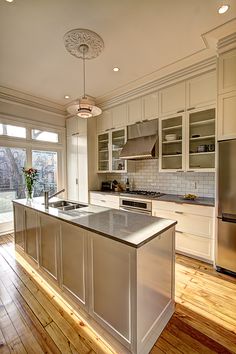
[64,29,104,118]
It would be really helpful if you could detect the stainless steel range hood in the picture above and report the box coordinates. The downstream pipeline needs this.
[120,119,158,160]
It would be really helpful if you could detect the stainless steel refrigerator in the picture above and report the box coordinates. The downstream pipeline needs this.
[217,139,236,276]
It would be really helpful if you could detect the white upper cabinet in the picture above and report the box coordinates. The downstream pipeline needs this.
[159,82,185,117]
[97,109,113,133]
[127,97,143,125]
[112,103,127,129]
[218,48,236,141]
[218,91,236,140]
[218,48,236,95]
[142,92,159,121]
[186,72,216,109]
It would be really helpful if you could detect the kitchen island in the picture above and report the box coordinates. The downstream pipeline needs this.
[13,198,176,354]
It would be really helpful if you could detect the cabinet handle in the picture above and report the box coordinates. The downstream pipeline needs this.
[100,200,106,202]
[175,211,183,214]
[187,170,195,173]
[143,119,149,122]
[76,178,78,185]
[105,128,110,131]
[177,170,184,172]
[72,132,79,136]
[187,107,195,111]
[177,109,184,113]
[176,230,184,234]
[135,121,142,124]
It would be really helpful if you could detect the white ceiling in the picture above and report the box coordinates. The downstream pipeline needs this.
[0,0,236,106]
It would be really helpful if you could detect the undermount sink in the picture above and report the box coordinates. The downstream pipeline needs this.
[49,200,87,211]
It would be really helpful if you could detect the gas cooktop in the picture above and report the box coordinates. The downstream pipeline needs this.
[121,190,165,198]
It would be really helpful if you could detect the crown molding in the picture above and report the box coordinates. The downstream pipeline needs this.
[217,32,236,53]
[97,56,216,110]
[0,86,66,117]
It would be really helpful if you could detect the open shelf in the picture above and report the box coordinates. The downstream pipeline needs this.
[162,125,182,131]
[190,118,215,127]
[162,139,182,144]
[190,135,215,141]
[163,154,182,158]
[189,152,215,156]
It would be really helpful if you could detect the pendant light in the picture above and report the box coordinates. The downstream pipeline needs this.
[64,29,104,118]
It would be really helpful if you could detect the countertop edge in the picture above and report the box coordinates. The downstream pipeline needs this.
[13,200,176,248]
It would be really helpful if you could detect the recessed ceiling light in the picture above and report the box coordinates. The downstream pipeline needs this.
[218,5,229,14]
[113,67,120,72]
[5,0,14,2]
[64,95,70,99]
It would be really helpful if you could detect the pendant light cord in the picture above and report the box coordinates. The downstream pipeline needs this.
[83,48,86,99]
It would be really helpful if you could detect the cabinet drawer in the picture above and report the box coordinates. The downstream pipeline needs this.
[152,200,214,217]
[90,198,119,209]
[153,208,213,238]
[90,192,119,203]
[176,232,213,261]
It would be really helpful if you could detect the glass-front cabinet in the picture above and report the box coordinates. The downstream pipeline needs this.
[159,114,185,171]
[98,132,109,171]
[187,107,215,171]
[98,128,127,172]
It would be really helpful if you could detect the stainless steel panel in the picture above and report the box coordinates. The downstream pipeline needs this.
[218,140,236,217]
[216,218,236,273]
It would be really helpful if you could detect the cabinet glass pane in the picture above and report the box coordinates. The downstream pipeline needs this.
[98,133,109,171]
[189,108,215,169]
[161,116,183,170]
[112,129,125,171]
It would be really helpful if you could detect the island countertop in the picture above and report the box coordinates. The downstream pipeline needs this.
[13,198,176,248]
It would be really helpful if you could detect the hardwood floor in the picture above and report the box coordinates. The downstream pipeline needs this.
[0,234,236,353]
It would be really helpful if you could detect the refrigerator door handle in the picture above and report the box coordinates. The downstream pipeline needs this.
[222,213,236,223]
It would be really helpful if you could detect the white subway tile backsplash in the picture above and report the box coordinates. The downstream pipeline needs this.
[106,159,215,198]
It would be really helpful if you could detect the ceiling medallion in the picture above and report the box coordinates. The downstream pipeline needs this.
[64,28,104,60]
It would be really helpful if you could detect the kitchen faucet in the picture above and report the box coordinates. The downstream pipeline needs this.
[44,188,65,209]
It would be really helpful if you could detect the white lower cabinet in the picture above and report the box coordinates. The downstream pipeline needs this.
[89,192,120,209]
[152,201,214,261]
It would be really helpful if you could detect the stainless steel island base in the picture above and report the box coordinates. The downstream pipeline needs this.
[13,199,176,354]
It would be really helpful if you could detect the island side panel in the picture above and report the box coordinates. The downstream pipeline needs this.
[25,208,38,263]
[136,226,175,354]
[38,213,60,282]
[13,203,25,250]
[88,231,136,350]
[60,221,88,309]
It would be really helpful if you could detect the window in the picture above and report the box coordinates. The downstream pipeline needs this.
[0,124,26,138]
[0,147,26,225]
[32,150,58,197]
[32,129,59,143]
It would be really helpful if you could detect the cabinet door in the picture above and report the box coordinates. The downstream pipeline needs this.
[127,97,142,125]
[218,90,236,140]
[67,135,79,200]
[142,92,159,121]
[186,107,216,171]
[14,204,24,249]
[97,110,113,133]
[218,48,236,94]
[66,116,78,136]
[176,232,213,261]
[25,208,38,262]
[111,128,126,172]
[89,232,134,343]
[97,132,109,172]
[112,104,127,128]
[60,223,87,307]
[159,82,185,116]
[186,72,216,109]
[39,215,59,281]
[159,114,185,172]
